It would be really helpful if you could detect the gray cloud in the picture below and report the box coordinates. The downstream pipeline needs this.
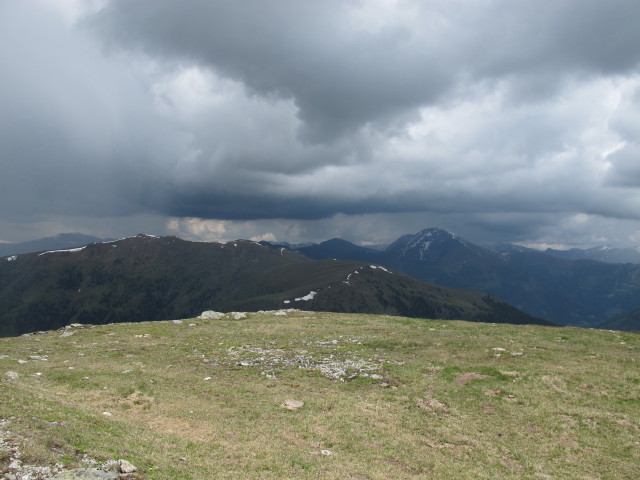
[2,0,640,247]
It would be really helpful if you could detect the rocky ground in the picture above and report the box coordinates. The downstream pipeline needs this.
[1,418,139,480]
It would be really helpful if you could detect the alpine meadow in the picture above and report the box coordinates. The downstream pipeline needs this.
[3,1,640,479]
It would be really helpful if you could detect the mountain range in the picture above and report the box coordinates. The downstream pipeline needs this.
[0,233,111,257]
[0,234,545,336]
[265,228,640,331]
[544,245,640,264]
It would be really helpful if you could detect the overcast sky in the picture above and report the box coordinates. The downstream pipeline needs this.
[2,0,640,248]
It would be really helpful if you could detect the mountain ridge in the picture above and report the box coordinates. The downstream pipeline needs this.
[0,233,112,257]
[0,234,547,336]
[269,228,640,330]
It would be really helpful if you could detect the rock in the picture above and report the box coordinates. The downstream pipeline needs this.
[172,320,183,325]
[280,399,304,411]
[320,449,333,455]
[49,469,119,479]
[231,312,247,320]
[118,459,137,473]
[5,371,19,379]
[198,311,225,320]
[59,331,75,338]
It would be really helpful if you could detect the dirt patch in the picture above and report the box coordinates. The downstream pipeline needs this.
[455,372,491,386]
[481,404,497,413]
[387,458,426,475]
[416,397,449,413]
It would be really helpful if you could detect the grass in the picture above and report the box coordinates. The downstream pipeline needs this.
[1,311,639,479]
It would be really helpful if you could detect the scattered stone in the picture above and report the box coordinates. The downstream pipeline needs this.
[320,449,333,456]
[17,359,27,364]
[5,371,19,379]
[198,311,225,320]
[0,354,9,359]
[28,355,48,361]
[50,469,119,479]
[188,323,197,327]
[511,351,524,356]
[203,377,212,381]
[121,369,133,374]
[231,312,247,320]
[102,411,113,417]
[370,374,383,380]
[280,399,304,411]
[172,320,183,325]
[118,459,137,474]
[492,347,507,352]
[59,331,75,338]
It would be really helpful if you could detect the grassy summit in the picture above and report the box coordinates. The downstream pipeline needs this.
[1,311,638,479]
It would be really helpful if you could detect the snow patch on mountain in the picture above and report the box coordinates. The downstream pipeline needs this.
[38,246,86,256]
[370,265,391,273]
[343,268,362,285]
[295,291,317,301]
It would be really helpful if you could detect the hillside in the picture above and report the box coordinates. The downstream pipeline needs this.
[0,235,545,337]
[1,311,638,479]
[0,233,110,257]
[599,307,640,332]
[282,228,640,328]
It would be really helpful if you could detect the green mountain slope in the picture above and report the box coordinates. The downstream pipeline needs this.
[598,307,640,332]
[0,235,546,336]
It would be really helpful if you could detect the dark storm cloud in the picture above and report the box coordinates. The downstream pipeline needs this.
[2,0,640,247]
[86,0,640,137]
[85,0,450,142]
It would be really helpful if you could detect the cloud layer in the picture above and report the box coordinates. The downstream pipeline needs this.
[2,0,640,246]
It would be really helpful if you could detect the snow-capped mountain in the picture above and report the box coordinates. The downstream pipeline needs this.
[273,228,640,329]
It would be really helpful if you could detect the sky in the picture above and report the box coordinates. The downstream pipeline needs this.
[2,0,640,249]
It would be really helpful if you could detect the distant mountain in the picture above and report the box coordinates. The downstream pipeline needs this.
[544,246,640,264]
[0,233,111,257]
[0,234,546,336]
[598,307,640,332]
[296,238,378,261]
[271,228,640,328]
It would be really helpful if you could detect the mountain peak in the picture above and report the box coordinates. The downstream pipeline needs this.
[385,228,462,259]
